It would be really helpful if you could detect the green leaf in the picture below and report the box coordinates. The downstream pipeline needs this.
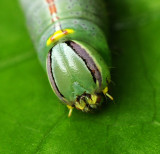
[0,0,160,153]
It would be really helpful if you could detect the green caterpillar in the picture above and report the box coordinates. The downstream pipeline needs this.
[20,0,113,116]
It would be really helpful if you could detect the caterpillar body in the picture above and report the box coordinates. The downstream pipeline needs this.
[20,0,112,116]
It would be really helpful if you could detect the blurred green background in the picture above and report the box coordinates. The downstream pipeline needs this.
[0,0,160,153]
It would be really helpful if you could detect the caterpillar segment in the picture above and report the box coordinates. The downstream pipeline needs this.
[20,0,113,116]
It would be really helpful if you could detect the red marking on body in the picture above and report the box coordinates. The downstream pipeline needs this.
[46,0,57,14]
[63,30,68,35]
[49,30,68,41]
[46,0,59,22]
[49,5,57,14]
[51,16,59,22]
[50,36,55,41]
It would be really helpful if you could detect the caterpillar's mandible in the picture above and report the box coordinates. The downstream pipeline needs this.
[20,0,113,116]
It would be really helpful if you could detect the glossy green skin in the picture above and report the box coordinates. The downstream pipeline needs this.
[51,41,110,103]
[20,0,111,105]
[51,43,95,102]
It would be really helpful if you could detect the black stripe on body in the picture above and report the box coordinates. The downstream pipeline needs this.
[47,51,65,101]
[66,41,102,87]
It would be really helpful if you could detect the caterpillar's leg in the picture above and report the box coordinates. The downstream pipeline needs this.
[103,87,114,101]
[67,105,74,117]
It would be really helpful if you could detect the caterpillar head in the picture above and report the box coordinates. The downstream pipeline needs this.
[47,40,112,116]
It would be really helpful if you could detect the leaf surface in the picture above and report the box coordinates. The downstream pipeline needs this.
[0,0,160,153]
